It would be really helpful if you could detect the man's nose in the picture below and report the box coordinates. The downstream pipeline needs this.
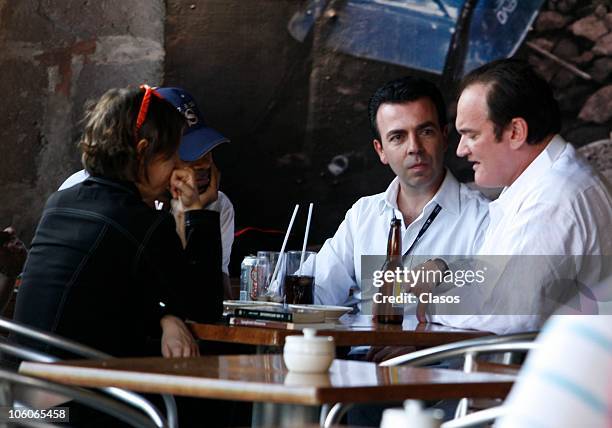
[405,134,423,155]
[456,136,469,158]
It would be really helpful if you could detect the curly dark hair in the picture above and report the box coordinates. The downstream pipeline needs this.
[79,87,184,182]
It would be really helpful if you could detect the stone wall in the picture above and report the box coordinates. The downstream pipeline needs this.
[1,0,609,247]
[0,0,165,241]
[525,0,612,144]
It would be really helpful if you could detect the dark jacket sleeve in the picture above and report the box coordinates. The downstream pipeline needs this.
[137,209,224,324]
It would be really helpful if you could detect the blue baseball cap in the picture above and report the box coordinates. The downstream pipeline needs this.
[155,87,229,162]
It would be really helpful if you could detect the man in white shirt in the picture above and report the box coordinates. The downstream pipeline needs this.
[314,76,490,322]
[59,88,235,297]
[425,59,612,334]
[497,314,612,428]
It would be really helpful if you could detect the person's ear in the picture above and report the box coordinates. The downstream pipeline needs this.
[507,118,528,150]
[373,139,388,164]
[134,139,150,183]
[135,139,149,158]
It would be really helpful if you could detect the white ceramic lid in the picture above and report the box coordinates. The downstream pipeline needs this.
[284,329,335,354]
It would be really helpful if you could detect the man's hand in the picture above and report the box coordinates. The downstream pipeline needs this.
[170,168,203,212]
[160,315,200,358]
[405,258,448,323]
[365,346,416,363]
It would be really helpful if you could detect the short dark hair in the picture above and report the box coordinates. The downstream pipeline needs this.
[368,76,447,141]
[459,58,561,145]
[80,87,184,181]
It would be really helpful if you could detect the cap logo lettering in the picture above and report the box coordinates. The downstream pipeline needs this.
[184,108,199,126]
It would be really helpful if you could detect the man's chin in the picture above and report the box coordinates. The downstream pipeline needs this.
[399,171,444,191]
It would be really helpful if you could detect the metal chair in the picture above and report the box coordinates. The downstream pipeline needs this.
[0,367,159,427]
[0,316,177,428]
[321,332,539,428]
[378,331,539,367]
[0,337,168,426]
[441,405,506,428]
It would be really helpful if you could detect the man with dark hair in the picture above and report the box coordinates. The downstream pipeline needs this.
[314,76,489,347]
[458,58,561,147]
[422,59,612,333]
[368,74,449,142]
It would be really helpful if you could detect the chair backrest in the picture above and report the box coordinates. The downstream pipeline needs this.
[322,332,539,428]
[441,405,507,428]
[379,331,539,367]
[0,317,173,428]
[0,317,108,359]
[0,367,158,428]
[380,332,539,421]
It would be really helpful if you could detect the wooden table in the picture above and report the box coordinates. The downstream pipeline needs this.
[21,354,514,426]
[190,314,491,347]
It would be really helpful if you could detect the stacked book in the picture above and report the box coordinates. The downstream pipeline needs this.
[229,306,335,330]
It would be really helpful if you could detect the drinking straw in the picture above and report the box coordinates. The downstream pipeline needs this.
[298,203,313,275]
[269,204,299,291]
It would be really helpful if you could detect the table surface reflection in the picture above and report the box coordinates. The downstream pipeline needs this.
[190,314,491,347]
[20,354,514,405]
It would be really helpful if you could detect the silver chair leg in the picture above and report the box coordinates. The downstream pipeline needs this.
[323,403,353,428]
[319,404,330,427]
[161,394,178,428]
[454,398,469,419]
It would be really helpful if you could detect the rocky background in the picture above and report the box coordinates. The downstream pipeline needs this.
[0,0,165,242]
[0,1,609,272]
[525,0,612,145]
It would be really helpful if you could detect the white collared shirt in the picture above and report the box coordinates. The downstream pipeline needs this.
[58,169,235,274]
[205,192,234,274]
[430,135,612,334]
[314,170,490,307]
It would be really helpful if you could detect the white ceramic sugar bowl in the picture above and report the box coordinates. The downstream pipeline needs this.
[283,328,335,373]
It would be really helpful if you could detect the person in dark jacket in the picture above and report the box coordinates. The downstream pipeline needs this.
[13,85,224,359]
[0,227,27,313]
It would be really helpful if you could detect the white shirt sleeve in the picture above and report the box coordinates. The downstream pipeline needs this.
[314,203,360,307]
[429,196,606,334]
[208,192,234,275]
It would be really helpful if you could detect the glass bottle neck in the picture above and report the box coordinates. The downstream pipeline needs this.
[386,219,401,258]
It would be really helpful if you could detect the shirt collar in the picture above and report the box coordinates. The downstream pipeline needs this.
[377,169,461,216]
[379,177,401,213]
[494,134,567,211]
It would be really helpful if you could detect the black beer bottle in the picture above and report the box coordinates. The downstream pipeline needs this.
[374,218,404,324]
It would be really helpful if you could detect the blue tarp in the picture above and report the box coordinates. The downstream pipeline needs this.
[289,0,544,75]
